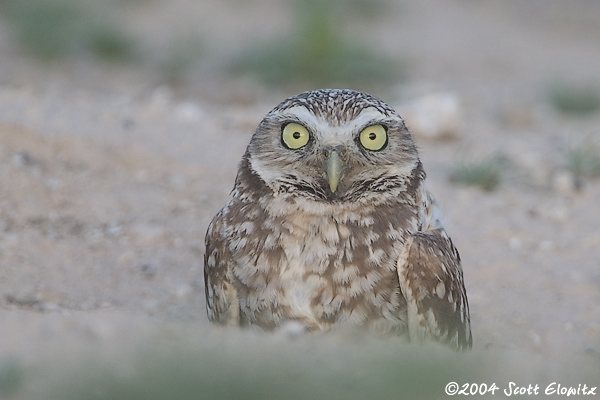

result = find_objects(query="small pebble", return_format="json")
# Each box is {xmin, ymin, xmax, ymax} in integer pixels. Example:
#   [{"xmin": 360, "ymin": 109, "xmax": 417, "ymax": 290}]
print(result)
[
  {"xmin": 396, "ymin": 92, "xmax": 461, "ymax": 140},
  {"xmin": 174, "ymin": 102, "xmax": 204, "ymax": 123},
  {"xmin": 12, "ymin": 151, "xmax": 36, "ymax": 167},
  {"xmin": 552, "ymin": 170, "xmax": 579, "ymax": 195},
  {"xmin": 278, "ymin": 320, "xmax": 306, "ymax": 339},
  {"xmin": 174, "ymin": 284, "xmax": 192, "ymax": 298},
  {"xmin": 140, "ymin": 263, "xmax": 157, "ymax": 279},
  {"xmin": 508, "ymin": 236, "xmax": 522, "ymax": 250}
]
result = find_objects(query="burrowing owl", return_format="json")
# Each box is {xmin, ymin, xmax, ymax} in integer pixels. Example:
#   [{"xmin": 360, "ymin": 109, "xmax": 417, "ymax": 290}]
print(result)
[{"xmin": 204, "ymin": 89, "xmax": 472, "ymax": 350}]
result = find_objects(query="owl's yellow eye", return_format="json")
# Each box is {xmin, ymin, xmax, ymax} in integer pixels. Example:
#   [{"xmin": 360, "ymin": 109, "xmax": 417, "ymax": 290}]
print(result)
[
  {"xmin": 359, "ymin": 125, "xmax": 387, "ymax": 151},
  {"xmin": 282, "ymin": 123, "xmax": 310, "ymax": 149}
]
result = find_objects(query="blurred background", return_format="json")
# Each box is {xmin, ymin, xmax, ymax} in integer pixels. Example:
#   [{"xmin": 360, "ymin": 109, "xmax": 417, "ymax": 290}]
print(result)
[
  {"xmin": 0, "ymin": 0, "xmax": 598, "ymax": 101},
  {"xmin": 0, "ymin": 0, "xmax": 599, "ymax": 398}
]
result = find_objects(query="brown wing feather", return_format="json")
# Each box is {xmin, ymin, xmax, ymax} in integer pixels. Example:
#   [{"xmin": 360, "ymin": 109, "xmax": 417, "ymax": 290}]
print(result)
[
  {"xmin": 397, "ymin": 228, "xmax": 472, "ymax": 350},
  {"xmin": 204, "ymin": 210, "xmax": 240, "ymax": 326}
]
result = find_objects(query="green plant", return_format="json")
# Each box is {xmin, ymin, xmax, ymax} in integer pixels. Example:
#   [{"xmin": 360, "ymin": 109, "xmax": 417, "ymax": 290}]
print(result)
[
  {"xmin": 548, "ymin": 83, "xmax": 600, "ymax": 116},
  {"xmin": 0, "ymin": 359, "xmax": 24, "ymax": 397},
  {"xmin": 566, "ymin": 139, "xmax": 600, "ymax": 180},
  {"xmin": 449, "ymin": 155, "xmax": 507, "ymax": 192},
  {"xmin": 87, "ymin": 26, "xmax": 136, "ymax": 62},
  {"xmin": 230, "ymin": 0, "xmax": 403, "ymax": 89},
  {"xmin": 0, "ymin": 0, "xmax": 136, "ymax": 61}
]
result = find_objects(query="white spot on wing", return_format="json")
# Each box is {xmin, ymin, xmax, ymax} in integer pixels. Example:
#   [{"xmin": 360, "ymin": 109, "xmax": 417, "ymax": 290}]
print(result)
[{"xmin": 435, "ymin": 281, "xmax": 446, "ymax": 299}]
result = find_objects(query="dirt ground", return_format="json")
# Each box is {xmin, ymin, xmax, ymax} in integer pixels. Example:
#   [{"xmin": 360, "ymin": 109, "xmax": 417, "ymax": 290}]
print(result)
[{"xmin": 0, "ymin": 1, "xmax": 599, "ymax": 398}]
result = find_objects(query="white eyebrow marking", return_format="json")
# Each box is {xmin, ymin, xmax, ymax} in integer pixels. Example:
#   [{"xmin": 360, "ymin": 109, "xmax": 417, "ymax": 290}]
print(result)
[{"xmin": 281, "ymin": 106, "xmax": 391, "ymax": 143}]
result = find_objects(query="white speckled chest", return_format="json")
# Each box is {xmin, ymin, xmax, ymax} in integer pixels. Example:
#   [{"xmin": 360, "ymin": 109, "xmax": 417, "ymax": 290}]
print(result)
[{"xmin": 224, "ymin": 194, "xmax": 418, "ymax": 334}]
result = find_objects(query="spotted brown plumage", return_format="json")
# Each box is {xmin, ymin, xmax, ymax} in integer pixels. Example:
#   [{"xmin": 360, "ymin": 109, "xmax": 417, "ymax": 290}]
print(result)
[{"xmin": 204, "ymin": 89, "xmax": 472, "ymax": 350}]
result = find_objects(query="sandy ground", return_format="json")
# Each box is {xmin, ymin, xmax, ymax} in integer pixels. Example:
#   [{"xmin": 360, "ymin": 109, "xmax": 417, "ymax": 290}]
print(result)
[{"xmin": 0, "ymin": 1, "xmax": 599, "ymax": 398}]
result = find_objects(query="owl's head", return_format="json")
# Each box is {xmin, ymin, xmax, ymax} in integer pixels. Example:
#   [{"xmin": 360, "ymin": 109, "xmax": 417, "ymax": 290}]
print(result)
[{"xmin": 242, "ymin": 89, "xmax": 421, "ymax": 203}]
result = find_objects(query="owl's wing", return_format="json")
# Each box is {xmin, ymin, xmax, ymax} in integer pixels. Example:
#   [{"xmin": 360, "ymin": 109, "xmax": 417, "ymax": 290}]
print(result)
[
  {"xmin": 204, "ymin": 210, "xmax": 241, "ymax": 326},
  {"xmin": 396, "ymin": 228, "xmax": 472, "ymax": 350}
]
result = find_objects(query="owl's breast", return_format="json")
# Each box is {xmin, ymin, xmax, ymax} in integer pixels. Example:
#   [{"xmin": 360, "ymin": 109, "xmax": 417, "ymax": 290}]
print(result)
[{"xmin": 227, "ymin": 200, "xmax": 413, "ymax": 332}]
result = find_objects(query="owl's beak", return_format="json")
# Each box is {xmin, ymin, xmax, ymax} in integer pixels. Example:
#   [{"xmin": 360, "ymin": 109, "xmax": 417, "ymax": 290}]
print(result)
[{"xmin": 326, "ymin": 150, "xmax": 343, "ymax": 193}]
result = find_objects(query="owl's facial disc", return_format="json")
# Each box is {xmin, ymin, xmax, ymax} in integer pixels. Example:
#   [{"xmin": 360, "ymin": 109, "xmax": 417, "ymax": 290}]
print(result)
[{"xmin": 247, "ymin": 91, "xmax": 422, "ymax": 202}]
